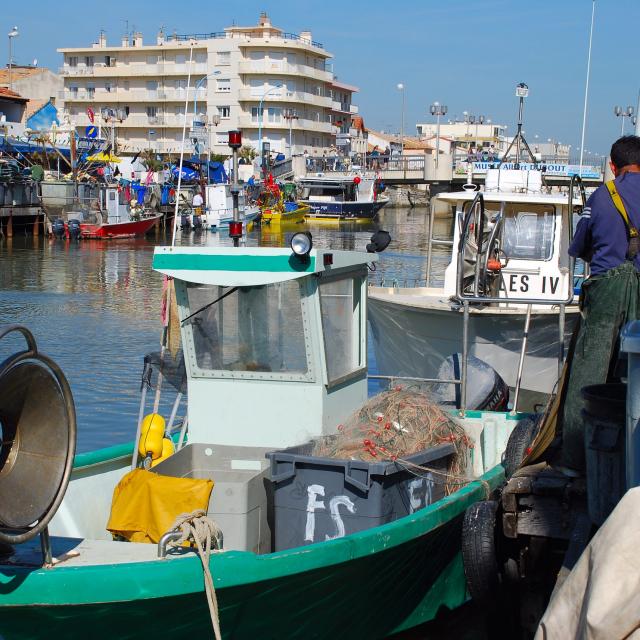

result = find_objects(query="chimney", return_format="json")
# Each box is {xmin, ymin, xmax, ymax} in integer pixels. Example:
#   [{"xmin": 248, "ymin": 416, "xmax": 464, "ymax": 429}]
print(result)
[
  {"xmin": 121, "ymin": 34, "xmax": 129, "ymax": 48},
  {"xmin": 157, "ymin": 29, "xmax": 165, "ymax": 45},
  {"xmin": 98, "ymin": 31, "xmax": 107, "ymax": 48},
  {"xmin": 133, "ymin": 32, "xmax": 143, "ymax": 47},
  {"xmin": 300, "ymin": 30, "xmax": 313, "ymax": 44}
]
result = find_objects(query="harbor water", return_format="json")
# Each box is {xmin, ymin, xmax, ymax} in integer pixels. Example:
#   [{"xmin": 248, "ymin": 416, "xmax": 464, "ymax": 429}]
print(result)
[{"xmin": 0, "ymin": 206, "xmax": 454, "ymax": 453}]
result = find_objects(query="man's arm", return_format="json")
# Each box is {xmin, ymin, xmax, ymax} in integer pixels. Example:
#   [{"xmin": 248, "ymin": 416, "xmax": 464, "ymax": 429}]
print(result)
[{"xmin": 569, "ymin": 196, "xmax": 594, "ymax": 260}]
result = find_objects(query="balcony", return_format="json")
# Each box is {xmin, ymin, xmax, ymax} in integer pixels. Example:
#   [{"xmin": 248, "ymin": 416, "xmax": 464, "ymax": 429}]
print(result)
[
  {"xmin": 237, "ymin": 61, "xmax": 332, "ymax": 82},
  {"xmin": 237, "ymin": 116, "xmax": 334, "ymax": 134},
  {"xmin": 237, "ymin": 88, "xmax": 332, "ymax": 109},
  {"xmin": 59, "ymin": 62, "xmax": 209, "ymax": 78}
]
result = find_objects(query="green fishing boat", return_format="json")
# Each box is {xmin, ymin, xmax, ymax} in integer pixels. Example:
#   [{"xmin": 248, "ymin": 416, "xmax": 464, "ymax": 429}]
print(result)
[{"xmin": 0, "ymin": 237, "xmax": 527, "ymax": 639}]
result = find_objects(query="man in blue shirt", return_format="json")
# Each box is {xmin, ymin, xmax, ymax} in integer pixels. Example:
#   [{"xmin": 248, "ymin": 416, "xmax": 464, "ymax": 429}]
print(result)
[{"xmin": 561, "ymin": 136, "xmax": 640, "ymax": 472}]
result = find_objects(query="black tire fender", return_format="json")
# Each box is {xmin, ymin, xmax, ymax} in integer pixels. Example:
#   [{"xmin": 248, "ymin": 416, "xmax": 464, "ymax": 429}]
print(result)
[
  {"xmin": 503, "ymin": 417, "xmax": 537, "ymax": 479},
  {"xmin": 461, "ymin": 499, "xmax": 499, "ymax": 604}
]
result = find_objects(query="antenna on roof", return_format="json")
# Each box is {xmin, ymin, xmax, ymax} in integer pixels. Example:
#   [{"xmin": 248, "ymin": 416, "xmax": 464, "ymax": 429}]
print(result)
[{"xmin": 499, "ymin": 82, "xmax": 538, "ymax": 168}]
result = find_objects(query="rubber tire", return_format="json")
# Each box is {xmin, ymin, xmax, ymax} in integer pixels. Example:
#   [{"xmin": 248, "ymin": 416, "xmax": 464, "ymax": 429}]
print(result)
[
  {"xmin": 503, "ymin": 417, "xmax": 537, "ymax": 479},
  {"xmin": 461, "ymin": 500, "xmax": 500, "ymax": 605}
]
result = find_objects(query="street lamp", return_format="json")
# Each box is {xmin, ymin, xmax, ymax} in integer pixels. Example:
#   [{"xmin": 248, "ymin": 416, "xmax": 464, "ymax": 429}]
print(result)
[
  {"xmin": 193, "ymin": 70, "xmax": 221, "ymax": 120},
  {"xmin": 429, "ymin": 101, "xmax": 448, "ymax": 169},
  {"xmin": 8, "ymin": 26, "xmax": 19, "ymax": 91},
  {"xmin": 614, "ymin": 105, "xmax": 634, "ymax": 136},
  {"xmin": 397, "ymin": 83, "xmax": 405, "ymax": 156},
  {"xmin": 283, "ymin": 108, "xmax": 299, "ymax": 158},
  {"xmin": 258, "ymin": 83, "xmax": 282, "ymax": 157}
]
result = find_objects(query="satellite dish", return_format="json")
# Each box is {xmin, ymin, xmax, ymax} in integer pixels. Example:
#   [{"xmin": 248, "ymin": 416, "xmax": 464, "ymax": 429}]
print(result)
[{"xmin": 32, "ymin": 58, "xmax": 38, "ymax": 67}]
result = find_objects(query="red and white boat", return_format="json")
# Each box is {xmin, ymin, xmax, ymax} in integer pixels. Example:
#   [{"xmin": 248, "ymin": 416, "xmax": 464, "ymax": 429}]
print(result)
[{"xmin": 79, "ymin": 214, "xmax": 162, "ymax": 239}]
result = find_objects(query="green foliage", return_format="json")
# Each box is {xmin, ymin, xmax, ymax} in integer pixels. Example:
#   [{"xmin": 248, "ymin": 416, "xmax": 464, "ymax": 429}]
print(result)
[{"xmin": 239, "ymin": 145, "xmax": 258, "ymax": 162}]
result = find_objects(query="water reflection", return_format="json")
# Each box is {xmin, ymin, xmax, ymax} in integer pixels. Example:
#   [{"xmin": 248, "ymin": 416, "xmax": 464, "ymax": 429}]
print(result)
[{"xmin": 0, "ymin": 206, "xmax": 454, "ymax": 452}]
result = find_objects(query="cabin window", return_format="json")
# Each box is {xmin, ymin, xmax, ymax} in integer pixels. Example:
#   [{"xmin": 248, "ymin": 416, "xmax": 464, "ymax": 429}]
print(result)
[
  {"xmin": 502, "ymin": 204, "xmax": 555, "ymax": 261},
  {"xmin": 186, "ymin": 281, "xmax": 309, "ymax": 377},
  {"xmin": 319, "ymin": 275, "xmax": 364, "ymax": 385}
]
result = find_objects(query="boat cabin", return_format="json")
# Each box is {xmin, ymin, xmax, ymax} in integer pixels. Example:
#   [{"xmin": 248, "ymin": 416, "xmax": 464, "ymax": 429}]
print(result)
[
  {"xmin": 438, "ymin": 169, "xmax": 582, "ymax": 305},
  {"xmin": 152, "ymin": 245, "xmax": 373, "ymax": 448},
  {"xmin": 298, "ymin": 176, "xmax": 378, "ymax": 204}
]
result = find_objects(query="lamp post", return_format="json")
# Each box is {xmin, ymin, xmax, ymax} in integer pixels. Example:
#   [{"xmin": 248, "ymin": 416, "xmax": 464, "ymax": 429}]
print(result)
[
  {"xmin": 614, "ymin": 105, "xmax": 634, "ymax": 136},
  {"xmin": 283, "ymin": 108, "xmax": 299, "ymax": 157},
  {"xmin": 193, "ymin": 70, "xmax": 221, "ymax": 120},
  {"xmin": 258, "ymin": 83, "xmax": 282, "ymax": 157},
  {"xmin": 397, "ymin": 83, "xmax": 405, "ymax": 157},
  {"xmin": 429, "ymin": 101, "xmax": 448, "ymax": 169},
  {"xmin": 8, "ymin": 26, "xmax": 18, "ymax": 91}
]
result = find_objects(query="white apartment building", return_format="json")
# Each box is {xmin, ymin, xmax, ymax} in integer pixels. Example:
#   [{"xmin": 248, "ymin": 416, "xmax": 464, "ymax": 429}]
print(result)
[
  {"xmin": 416, "ymin": 121, "xmax": 508, "ymax": 154},
  {"xmin": 58, "ymin": 13, "xmax": 358, "ymax": 156}
]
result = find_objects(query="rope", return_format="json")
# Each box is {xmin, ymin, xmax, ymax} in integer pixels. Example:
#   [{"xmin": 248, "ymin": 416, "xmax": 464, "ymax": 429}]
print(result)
[{"xmin": 166, "ymin": 510, "xmax": 223, "ymax": 640}]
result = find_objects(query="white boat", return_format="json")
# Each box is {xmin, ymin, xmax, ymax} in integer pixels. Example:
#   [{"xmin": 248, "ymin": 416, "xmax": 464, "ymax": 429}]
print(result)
[
  {"xmin": 298, "ymin": 174, "xmax": 389, "ymax": 220},
  {"xmin": 180, "ymin": 183, "xmax": 260, "ymax": 232},
  {"xmin": 369, "ymin": 167, "xmax": 585, "ymax": 400}
]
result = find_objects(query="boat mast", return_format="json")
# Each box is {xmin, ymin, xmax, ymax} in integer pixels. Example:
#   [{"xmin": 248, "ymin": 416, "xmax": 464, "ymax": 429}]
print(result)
[{"xmin": 499, "ymin": 82, "xmax": 538, "ymax": 168}]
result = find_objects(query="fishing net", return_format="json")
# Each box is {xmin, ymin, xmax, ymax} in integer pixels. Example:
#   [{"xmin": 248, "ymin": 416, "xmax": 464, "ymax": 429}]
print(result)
[{"xmin": 312, "ymin": 384, "xmax": 473, "ymax": 492}]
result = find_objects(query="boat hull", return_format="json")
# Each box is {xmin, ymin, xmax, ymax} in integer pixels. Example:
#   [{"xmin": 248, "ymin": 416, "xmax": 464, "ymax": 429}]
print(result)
[
  {"xmin": 81, "ymin": 215, "xmax": 162, "ymax": 239},
  {"xmin": 368, "ymin": 289, "xmax": 578, "ymax": 396},
  {"xmin": 0, "ymin": 439, "xmax": 506, "ymax": 639},
  {"xmin": 303, "ymin": 198, "xmax": 388, "ymax": 220}
]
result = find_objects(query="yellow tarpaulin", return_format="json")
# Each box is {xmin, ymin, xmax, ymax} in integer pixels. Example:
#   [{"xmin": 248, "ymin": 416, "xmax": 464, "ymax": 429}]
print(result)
[
  {"xmin": 107, "ymin": 468, "xmax": 213, "ymax": 544},
  {"xmin": 86, "ymin": 151, "xmax": 121, "ymax": 163}
]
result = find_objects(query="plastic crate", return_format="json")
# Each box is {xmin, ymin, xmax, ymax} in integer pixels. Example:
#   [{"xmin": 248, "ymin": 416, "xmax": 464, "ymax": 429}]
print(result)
[{"xmin": 266, "ymin": 440, "xmax": 455, "ymax": 551}]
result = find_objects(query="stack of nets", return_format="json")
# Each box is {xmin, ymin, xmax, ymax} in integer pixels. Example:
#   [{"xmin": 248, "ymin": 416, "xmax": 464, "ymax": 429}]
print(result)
[{"xmin": 312, "ymin": 385, "xmax": 473, "ymax": 491}]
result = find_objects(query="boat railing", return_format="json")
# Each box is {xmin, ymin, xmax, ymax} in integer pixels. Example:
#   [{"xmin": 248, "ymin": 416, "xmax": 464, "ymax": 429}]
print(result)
[{"xmin": 411, "ymin": 183, "xmax": 582, "ymax": 414}]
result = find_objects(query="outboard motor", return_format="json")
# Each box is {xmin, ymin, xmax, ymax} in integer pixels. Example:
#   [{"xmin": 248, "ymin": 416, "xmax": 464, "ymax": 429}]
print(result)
[
  {"xmin": 51, "ymin": 218, "xmax": 66, "ymax": 239},
  {"xmin": 180, "ymin": 213, "xmax": 192, "ymax": 232},
  {"xmin": 67, "ymin": 219, "xmax": 82, "ymax": 240},
  {"xmin": 429, "ymin": 353, "xmax": 509, "ymax": 411}
]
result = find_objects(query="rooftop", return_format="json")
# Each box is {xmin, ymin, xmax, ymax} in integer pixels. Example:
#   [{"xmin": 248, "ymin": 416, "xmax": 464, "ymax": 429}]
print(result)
[
  {"xmin": 0, "ymin": 87, "xmax": 27, "ymax": 103},
  {"xmin": 0, "ymin": 66, "xmax": 48, "ymax": 86}
]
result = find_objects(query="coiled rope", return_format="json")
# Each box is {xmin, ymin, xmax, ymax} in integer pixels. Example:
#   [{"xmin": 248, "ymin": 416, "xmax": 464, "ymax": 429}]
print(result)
[{"xmin": 167, "ymin": 510, "xmax": 223, "ymax": 640}]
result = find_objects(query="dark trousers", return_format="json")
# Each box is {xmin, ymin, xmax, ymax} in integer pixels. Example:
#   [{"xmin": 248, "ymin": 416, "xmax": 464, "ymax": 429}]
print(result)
[{"xmin": 560, "ymin": 261, "xmax": 640, "ymax": 470}]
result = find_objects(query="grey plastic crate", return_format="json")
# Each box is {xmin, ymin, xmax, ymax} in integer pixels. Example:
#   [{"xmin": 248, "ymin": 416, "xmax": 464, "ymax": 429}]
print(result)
[
  {"xmin": 266, "ymin": 439, "xmax": 455, "ymax": 551},
  {"xmin": 153, "ymin": 443, "xmax": 273, "ymax": 554}
]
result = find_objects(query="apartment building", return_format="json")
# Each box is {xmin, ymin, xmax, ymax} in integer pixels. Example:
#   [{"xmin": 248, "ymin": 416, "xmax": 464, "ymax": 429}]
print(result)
[
  {"xmin": 416, "ymin": 120, "xmax": 508, "ymax": 154},
  {"xmin": 58, "ymin": 13, "xmax": 358, "ymax": 156}
]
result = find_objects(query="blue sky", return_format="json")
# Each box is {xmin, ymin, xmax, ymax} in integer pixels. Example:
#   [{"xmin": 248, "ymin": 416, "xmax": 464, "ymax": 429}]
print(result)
[{"xmin": 4, "ymin": 0, "xmax": 637, "ymax": 156}]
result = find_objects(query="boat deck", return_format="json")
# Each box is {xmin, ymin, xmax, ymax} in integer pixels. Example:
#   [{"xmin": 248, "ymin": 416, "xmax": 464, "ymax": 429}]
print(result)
[
  {"xmin": 368, "ymin": 286, "xmax": 579, "ymax": 315},
  {"xmin": 2, "ymin": 535, "xmax": 198, "ymax": 569}
]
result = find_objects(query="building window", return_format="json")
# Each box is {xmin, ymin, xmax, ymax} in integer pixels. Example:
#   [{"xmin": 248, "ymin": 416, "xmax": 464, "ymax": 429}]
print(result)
[
  {"xmin": 195, "ymin": 52, "xmax": 207, "ymax": 64},
  {"xmin": 123, "ymin": 80, "xmax": 130, "ymax": 91},
  {"xmin": 85, "ymin": 56, "xmax": 94, "ymax": 68},
  {"xmin": 218, "ymin": 106, "xmax": 231, "ymax": 119},
  {"xmin": 105, "ymin": 82, "xmax": 112, "ymax": 93},
  {"xmin": 147, "ymin": 55, "xmax": 158, "ymax": 65},
  {"xmin": 175, "ymin": 54, "xmax": 186, "ymax": 65},
  {"xmin": 251, "ymin": 107, "xmax": 264, "ymax": 123},
  {"xmin": 216, "ymin": 78, "xmax": 231, "ymax": 93},
  {"xmin": 268, "ymin": 107, "xmax": 281, "ymax": 123},
  {"xmin": 86, "ymin": 85, "xmax": 95, "ymax": 99},
  {"xmin": 105, "ymin": 56, "xmax": 115, "ymax": 67},
  {"xmin": 217, "ymin": 51, "xmax": 231, "ymax": 65},
  {"xmin": 70, "ymin": 85, "xmax": 78, "ymax": 98},
  {"xmin": 146, "ymin": 106, "xmax": 158, "ymax": 118},
  {"xmin": 68, "ymin": 56, "xmax": 78, "ymax": 68},
  {"xmin": 175, "ymin": 79, "xmax": 187, "ymax": 92},
  {"xmin": 175, "ymin": 105, "xmax": 186, "ymax": 115}
]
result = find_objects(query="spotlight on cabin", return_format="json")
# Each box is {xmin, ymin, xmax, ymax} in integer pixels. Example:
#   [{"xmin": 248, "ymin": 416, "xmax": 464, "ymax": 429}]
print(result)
[
  {"xmin": 366, "ymin": 230, "xmax": 391, "ymax": 253},
  {"xmin": 290, "ymin": 231, "xmax": 313, "ymax": 257}
]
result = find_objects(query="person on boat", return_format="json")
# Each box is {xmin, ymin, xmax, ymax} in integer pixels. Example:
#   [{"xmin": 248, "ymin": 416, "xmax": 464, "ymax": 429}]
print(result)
[
  {"xmin": 192, "ymin": 190, "xmax": 204, "ymax": 217},
  {"xmin": 560, "ymin": 135, "xmax": 640, "ymax": 472}
]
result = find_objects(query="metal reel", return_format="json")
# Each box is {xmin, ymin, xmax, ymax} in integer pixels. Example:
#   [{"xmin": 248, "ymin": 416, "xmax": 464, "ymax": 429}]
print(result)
[{"xmin": 0, "ymin": 325, "xmax": 76, "ymax": 549}]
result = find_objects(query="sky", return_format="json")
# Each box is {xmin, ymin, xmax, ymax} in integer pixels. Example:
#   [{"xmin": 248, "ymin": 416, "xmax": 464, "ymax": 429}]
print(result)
[{"xmin": 3, "ymin": 0, "xmax": 638, "ymax": 157}]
